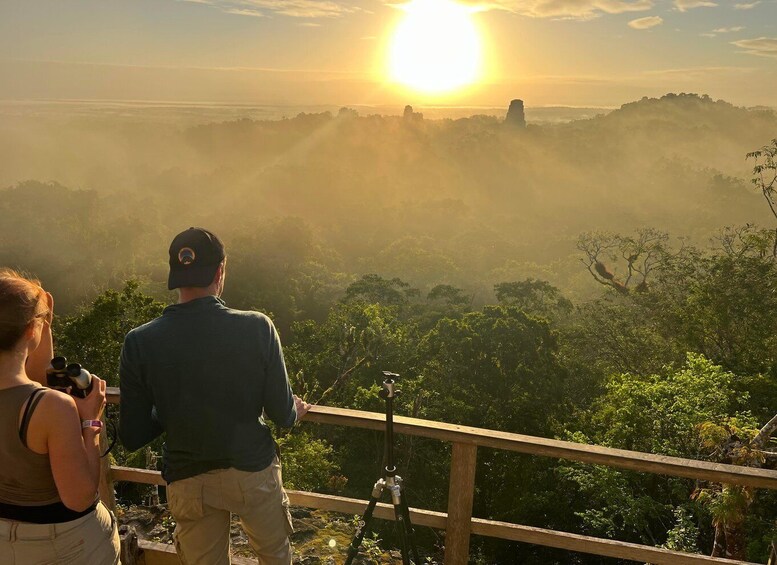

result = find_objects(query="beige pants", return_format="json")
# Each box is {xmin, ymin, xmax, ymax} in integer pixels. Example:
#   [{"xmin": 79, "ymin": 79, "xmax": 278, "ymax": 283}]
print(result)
[
  {"xmin": 0, "ymin": 501, "xmax": 120, "ymax": 565},
  {"xmin": 167, "ymin": 458, "xmax": 293, "ymax": 565}
]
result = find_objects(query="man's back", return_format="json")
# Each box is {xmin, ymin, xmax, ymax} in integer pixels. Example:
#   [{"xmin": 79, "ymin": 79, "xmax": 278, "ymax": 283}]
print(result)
[
  {"xmin": 119, "ymin": 227, "xmax": 307, "ymax": 565},
  {"xmin": 119, "ymin": 295, "xmax": 296, "ymax": 483}
]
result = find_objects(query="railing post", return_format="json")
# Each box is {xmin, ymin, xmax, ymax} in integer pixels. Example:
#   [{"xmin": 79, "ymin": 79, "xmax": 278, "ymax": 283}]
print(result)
[
  {"xmin": 445, "ymin": 442, "xmax": 478, "ymax": 565},
  {"xmin": 99, "ymin": 416, "xmax": 117, "ymax": 512}
]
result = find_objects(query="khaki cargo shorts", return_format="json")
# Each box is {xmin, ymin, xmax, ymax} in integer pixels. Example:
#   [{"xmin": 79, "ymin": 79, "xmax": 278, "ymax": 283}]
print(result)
[
  {"xmin": 167, "ymin": 457, "xmax": 293, "ymax": 565},
  {"xmin": 0, "ymin": 501, "xmax": 120, "ymax": 565}
]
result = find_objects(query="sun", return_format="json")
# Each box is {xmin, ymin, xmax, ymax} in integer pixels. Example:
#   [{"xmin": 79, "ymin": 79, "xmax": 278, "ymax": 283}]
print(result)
[{"xmin": 387, "ymin": 0, "xmax": 483, "ymax": 95}]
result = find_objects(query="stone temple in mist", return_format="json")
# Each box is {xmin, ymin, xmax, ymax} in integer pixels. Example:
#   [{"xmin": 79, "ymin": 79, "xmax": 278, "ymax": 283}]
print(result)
[{"xmin": 505, "ymin": 99, "xmax": 526, "ymax": 128}]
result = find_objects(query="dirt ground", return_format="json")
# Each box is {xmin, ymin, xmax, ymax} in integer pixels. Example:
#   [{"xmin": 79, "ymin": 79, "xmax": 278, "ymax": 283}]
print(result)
[{"xmin": 118, "ymin": 504, "xmax": 413, "ymax": 564}]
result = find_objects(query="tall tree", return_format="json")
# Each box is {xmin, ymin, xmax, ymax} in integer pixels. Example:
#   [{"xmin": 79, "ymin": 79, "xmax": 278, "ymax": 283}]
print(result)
[{"xmin": 747, "ymin": 139, "xmax": 777, "ymax": 257}]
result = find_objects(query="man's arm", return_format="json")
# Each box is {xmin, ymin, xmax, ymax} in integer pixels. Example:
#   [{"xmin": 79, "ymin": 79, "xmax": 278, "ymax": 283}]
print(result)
[
  {"xmin": 119, "ymin": 332, "xmax": 163, "ymax": 451},
  {"xmin": 262, "ymin": 317, "xmax": 301, "ymax": 427}
]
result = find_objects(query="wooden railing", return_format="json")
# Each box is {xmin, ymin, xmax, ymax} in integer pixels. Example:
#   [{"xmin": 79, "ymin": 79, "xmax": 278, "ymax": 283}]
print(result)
[{"xmin": 104, "ymin": 388, "xmax": 777, "ymax": 565}]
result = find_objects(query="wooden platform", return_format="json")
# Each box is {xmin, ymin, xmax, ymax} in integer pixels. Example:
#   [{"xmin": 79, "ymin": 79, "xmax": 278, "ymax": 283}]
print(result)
[{"xmin": 105, "ymin": 388, "xmax": 776, "ymax": 565}]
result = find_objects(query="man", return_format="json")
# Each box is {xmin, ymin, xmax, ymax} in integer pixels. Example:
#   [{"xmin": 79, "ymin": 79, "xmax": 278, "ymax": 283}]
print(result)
[{"xmin": 119, "ymin": 227, "xmax": 310, "ymax": 565}]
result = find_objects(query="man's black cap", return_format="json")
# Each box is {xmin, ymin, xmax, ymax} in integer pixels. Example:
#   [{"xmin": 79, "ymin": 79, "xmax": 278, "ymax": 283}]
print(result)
[{"xmin": 168, "ymin": 227, "xmax": 226, "ymax": 290}]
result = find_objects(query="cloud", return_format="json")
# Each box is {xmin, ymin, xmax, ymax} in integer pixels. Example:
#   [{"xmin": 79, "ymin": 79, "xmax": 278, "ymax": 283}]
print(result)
[
  {"xmin": 674, "ymin": 0, "xmax": 717, "ymax": 11},
  {"xmin": 298, "ymin": 21, "xmax": 322, "ymax": 26},
  {"xmin": 480, "ymin": 0, "xmax": 654, "ymax": 20},
  {"xmin": 628, "ymin": 15, "xmax": 663, "ymax": 28},
  {"xmin": 181, "ymin": 0, "xmax": 360, "ymax": 18},
  {"xmin": 732, "ymin": 37, "xmax": 777, "ymax": 58},
  {"xmin": 733, "ymin": 1, "xmax": 759, "ymax": 8},
  {"xmin": 641, "ymin": 65, "xmax": 756, "ymax": 78},
  {"xmin": 199, "ymin": 0, "xmax": 656, "ymax": 21},
  {"xmin": 712, "ymin": 26, "xmax": 744, "ymax": 33},
  {"xmin": 224, "ymin": 7, "xmax": 265, "ymax": 16},
  {"xmin": 703, "ymin": 25, "xmax": 745, "ymax": 36}
]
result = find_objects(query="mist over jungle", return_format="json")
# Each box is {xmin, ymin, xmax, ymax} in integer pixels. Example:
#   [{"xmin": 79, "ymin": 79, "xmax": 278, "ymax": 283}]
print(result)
[
  {"xmin": 1, "ymin": 93, "xmax": 774, "ymax": 320},
  {"xmin": 3, "ymin": 92, "xmax": 777, "ymax": 563}
]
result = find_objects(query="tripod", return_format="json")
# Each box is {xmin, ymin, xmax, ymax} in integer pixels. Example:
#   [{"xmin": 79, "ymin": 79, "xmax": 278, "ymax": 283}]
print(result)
[{"xmin": 345, "ymin": 372, "xmax": 420, "ymax": 565}]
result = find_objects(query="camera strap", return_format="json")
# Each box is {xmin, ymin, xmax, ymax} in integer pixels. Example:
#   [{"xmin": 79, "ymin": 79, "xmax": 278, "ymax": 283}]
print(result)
[
  {"xmin": 18, "ymin": 388, "xmax": 47, "ymax": 448},
  {"xmin": 101, "ymin": 418, "xmax": 118, "ymax": 458}
]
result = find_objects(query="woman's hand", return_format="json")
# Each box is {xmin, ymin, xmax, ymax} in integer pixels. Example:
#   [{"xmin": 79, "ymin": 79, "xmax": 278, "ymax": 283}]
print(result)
[
  {"xmin": 25, "ymin": 291, "xmax": 55, "ymax": 385},
  {"xmin": 43, "ymin": 291, "xmax": 54, "ymax": 325},
  {"xmin": 74, "ymin": 375, "xmax": 106, "ymax": 422}
]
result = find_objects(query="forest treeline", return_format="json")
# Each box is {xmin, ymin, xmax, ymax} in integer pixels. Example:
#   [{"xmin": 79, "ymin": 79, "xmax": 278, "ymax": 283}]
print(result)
[
  {"xmin": 2, "ymin": 93, "xmax": 777, "ymax": 563},
  {"xmin": 1, "ymin": 93, "xmax": 775, "ymax": 321}
]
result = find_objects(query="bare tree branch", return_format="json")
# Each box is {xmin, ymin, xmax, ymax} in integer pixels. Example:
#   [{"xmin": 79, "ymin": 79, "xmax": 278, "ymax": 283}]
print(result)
[{"xmin": 753, "ymin": 411, "xmax": 777, "ymax": 451}]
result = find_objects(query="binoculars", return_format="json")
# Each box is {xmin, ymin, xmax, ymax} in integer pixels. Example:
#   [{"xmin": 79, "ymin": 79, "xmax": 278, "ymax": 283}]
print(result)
[{"xmin": 46, "ymin": 356, "xmax": 94, "ymax": 398}]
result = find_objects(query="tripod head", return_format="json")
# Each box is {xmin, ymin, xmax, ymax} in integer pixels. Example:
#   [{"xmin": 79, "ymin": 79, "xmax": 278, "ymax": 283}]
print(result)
[{"xmin": 381, "ymin": 371, "xmax": 401, "ymax": 399}]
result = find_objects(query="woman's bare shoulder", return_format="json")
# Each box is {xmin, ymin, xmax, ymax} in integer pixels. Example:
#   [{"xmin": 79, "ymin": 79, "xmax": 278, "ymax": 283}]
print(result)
[{"xmin": 36, "ymin": 388, "xmax": 78, "ymax": 420}]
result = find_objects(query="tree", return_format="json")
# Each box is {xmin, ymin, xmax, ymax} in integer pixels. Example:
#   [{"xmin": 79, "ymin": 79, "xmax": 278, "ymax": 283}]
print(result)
[
  {"xmin": 494, "ymin": 279, "xmax": 572, "ymax": 318},
  {"xmin": 275, "ymin": 430, "xmax": 343, "ymax": 492},
  {"xmin": 575, "ymin": 229, "xmax": 777, "ymax": 417},
  {"xmin": 427, "ymin": 283, "xmax": 470, "ymax": 306},
  {"xmin": 578, "ymin": 229, "xmax": 670, "ymax": 295},
  {"xmin": 411, "ymin": 284, "xmax": 473, "ymax": 331},
  {"xmin": 693, "ymin": 412, "xmax": 777, "ymax": 560},
  {"xmin": 225, "ymin": 219, "xmax": 344, "ymax": 334},
  {"xmin": 562, "ymin": 295, "xmax": 679, "ymax": 378},
  {"xmin": 285, "ymin": 301, "xmax": 417, "ymax": 407},
  {"xmin": 559, "ymin": 354, "xmax": 754, "ymax": 547},
  {"xmin": 418, "ymin": 304, "xmax": 565, "ymax": 433},
  {"xmin": 416, "ymin": 305, "xmax": 569, "ymax": 562},
  {"xmin": 344, "ymin": 274, "xmax": 419, "ymax": 306},
  {"xmin": 746, "ymin": 139, "xmax": 777, "ymax": 256},
  {"xmin": 55, "ymin": 280, "xmax": 165, "ymax": 385},
  {"xmin": 52, "ymin": 281, "xmax": 167, "ymax": 503},
  {"xmin": 592, "ymin": 354, "xmax": 749, "ymax": 457}
]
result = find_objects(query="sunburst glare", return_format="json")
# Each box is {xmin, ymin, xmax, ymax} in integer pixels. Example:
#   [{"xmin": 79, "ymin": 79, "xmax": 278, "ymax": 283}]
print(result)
[{"xmin": 387, "ymin": 0, "xmax": 483, "ymax": 94}]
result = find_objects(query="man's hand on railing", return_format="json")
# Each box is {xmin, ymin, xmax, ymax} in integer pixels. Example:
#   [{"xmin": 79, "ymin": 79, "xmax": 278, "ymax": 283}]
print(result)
[{"xmin": 294, "ymin": 395, "xmax": 312, "ymax": 420}]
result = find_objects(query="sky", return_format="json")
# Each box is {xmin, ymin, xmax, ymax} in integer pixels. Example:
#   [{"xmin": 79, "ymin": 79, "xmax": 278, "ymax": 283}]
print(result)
[{"xmin": 1, "ymin": 0, "xmax": 776, "ymax": 108}]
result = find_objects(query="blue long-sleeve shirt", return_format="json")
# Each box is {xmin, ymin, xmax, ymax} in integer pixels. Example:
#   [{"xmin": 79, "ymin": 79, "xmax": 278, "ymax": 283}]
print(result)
[{"xmin": 119, "ymin": 296, "xmax": 297, "ymax": 482}]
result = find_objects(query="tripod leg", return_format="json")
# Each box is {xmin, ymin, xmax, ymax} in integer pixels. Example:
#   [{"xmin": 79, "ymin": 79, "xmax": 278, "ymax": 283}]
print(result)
[
  {"xmin": 345, "ymin": 480, "xmax": 385, "ymax": 565},
  {"xmin": 387, "ymin": 477, "xmax": 414, "ymax": 565},
  {"xmin": 393, "ymin": 502, "xmax": 411, "ymax": 565},
  {"xmin": 399, "ymin": 493, "xmax": 421, "ymax": 565}
]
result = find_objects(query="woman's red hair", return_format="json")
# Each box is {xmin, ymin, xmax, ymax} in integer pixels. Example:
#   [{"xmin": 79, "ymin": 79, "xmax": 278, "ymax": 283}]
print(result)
[{"xmin": 0, "ymin": 269, "xmax": 47, "ymax": 351}]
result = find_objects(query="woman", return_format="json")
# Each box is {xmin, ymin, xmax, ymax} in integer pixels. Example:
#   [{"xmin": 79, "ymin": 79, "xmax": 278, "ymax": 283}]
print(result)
[{"xmin": 0, "ymin": 269, "xmax": 120, "ymax": 564}]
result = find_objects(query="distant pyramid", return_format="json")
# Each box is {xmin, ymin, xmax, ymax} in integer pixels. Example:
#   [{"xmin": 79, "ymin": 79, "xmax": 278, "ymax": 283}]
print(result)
[
  {"xmin": 403, "ymin": 105, "xmax": 423, "ymax": 121},
  {"xmin": 505, "ymin": 99, "xmax": 526, "ymax": 128}
]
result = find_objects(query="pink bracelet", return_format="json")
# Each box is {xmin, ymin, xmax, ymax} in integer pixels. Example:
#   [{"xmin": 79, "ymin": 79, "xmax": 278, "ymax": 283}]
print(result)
[{"xmin": 81, "ymin": 419, "xmax": 103, "ymax": 430}]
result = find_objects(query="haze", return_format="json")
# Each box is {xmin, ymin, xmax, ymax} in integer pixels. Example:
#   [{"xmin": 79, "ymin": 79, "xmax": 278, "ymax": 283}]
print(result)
[
  {"xmin": 1, "ymin": 93, "xmax": 774, "ymax": 323},
  {"xmin": 2, "ymin": 0, "xmax": 777, "ymax": 107},
  {"xmin": 4, "ymin": 3, "xmax": 777, "ymax": 562}
]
